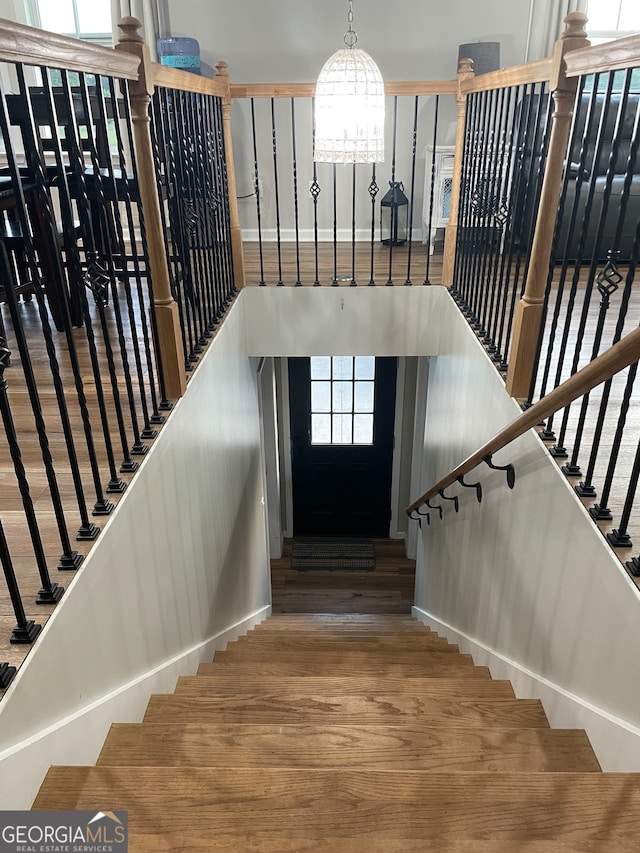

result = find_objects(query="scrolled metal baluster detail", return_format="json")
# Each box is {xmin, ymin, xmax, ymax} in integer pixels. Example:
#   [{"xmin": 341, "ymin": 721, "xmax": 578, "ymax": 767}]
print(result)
[{"xmin": 368, "ymin": 167, "xmax": 379, "ymax": 285}]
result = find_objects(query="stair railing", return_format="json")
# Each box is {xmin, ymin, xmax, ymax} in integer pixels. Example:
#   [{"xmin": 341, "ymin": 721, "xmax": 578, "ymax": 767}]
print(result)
[{"xmin": 406, "ymin": 324, "xmax": 640, "ymax": 570}]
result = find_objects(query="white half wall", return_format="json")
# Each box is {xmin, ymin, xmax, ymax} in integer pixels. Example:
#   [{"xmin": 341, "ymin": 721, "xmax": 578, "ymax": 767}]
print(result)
[
  {"xmin": 412, "ymin": 294, "xmax": 640, "ymax": 771},
  {"xmin": 0, "ymin": 299, "xmax": 272, "ymax": 807},
  {"xmin": 242, "ymin": 285, "xmax": 446, "ymax": 356}
]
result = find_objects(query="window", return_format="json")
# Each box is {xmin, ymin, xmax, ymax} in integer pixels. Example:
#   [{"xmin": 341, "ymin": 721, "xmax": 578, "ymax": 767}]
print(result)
[
  {"xmin": 25, "ymin": 0, "xmax": 112, "ymax": 44},
  {"xmin": 310, "ymin": 356, "xmax": 376, "ymax": 446},
  {"xmin": 587, "ymin": 0, "xmax": 640, "ymax": 40}
]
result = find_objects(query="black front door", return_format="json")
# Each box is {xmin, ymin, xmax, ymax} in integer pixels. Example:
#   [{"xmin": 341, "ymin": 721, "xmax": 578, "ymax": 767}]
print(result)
[{"xmin": 289, "ymin": 356, "xmax": 397, "ymax": 537}]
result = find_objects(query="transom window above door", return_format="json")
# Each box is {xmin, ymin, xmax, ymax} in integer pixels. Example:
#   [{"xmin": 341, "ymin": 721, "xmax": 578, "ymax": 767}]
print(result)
[{"xmin": 310, "ymin": 356, "xmax": 375, "ymax": 445}]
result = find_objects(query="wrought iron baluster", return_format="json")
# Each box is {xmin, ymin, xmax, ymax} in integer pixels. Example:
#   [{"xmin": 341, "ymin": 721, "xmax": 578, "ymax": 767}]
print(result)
[
  {"xmin": 213, "ymin": 96, "xmax": 236, "ymax": 306},
  {"xmin": 502, "ymin": 82, "xmax": 553, "ymax": 373},
  {"xmin": 387, "ymin": 96, "xmax": 399, "ymax": 286},
  {"xmin": 0, "ymin": 507, "xmax": 41, "ymax": 645},
  {"xmin": 332, "ymin": 164, "xmax": 338, "ymax": 285},
  {"xmin": 351, "ymin": 163, "xmax": 357, "ymax": 286},
  {"xmin": 0, "ymin": 239, "xmax": 82, "ymax": 571},
  {"xmin": 453, "ymin": 92, "xmax": 475, "ymax": 308},
  {"xmin": 73, "ymin": 71, "xmax": 148, "ymax": 459},
  {"xmin": 405, "ymin": 95, "xmax": 420, "ymax": 286},
  {"xmin": 114, "ymin": 78, "xmax": 167, "ymax": 421},
  {"xmin": 11, "ymin": 66, "xmax": 102, "ymax": 534},
  {"xmin": 190, "ymin": 92, "xmax": 216, "ymax": 333},
  {"xmin": 368, "ymin": 164, "xmax": 378, "ymax": 286},
  {"xmin": 291, "ymin": 98, "xmax": 302, "ymax": 286},
  {"xmin": 270, "ymin": 98, "xmax": 283, "ymax": 286},
  {"xmin": 0, "ymin": 336, "xmax": 63, "ymax": 605},
  {"xmin": 310, "ymin": 97, "xmax": 321, "ymax": 287},
  {"xmin": 90, "ymin": 74, "xmax": 158, "ymax": 442},
  {"xmin": 250, "ymin": 98, "xmax": 265, "ymax": 286},
  {"xmin": 423, "ymin": 95, "xmax": 438, "ymax": 286},
  {"xmin": 202, "ymin": 94, "xmax": 225, "ymax": 322}
]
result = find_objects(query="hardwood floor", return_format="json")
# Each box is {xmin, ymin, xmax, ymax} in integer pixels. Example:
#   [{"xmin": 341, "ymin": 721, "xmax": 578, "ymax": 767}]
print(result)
[{"xmin": 270, "ymin": 538, "xmax": 416, "ymax": 615}]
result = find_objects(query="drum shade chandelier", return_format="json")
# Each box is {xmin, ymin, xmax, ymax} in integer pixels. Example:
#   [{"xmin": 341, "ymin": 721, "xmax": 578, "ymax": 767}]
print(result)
[{"xmin": 314, "ymin": 0, "xmax": 385, "ymax": 164}]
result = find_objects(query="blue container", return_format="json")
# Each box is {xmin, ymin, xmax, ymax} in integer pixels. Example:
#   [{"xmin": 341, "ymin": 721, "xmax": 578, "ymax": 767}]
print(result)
[{"xmin": 157, "ymin": 37, "xmax": 201, "ymax": 75}]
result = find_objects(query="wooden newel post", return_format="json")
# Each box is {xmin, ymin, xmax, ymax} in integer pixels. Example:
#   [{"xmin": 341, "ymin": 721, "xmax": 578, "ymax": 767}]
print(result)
[
  {"xmin": 505, "ymin": 12, "xmax": 589, "ymax": 398},
  {"xmin": 116, "ymin": 16, "xmax": 186, "ymax": 400},
  {"xmin": 215, "ymin": 61, "xmax": 245, "ymax": 290},
  {"xmin": 442, "ymin": 57, "xmax": 475, "ymax": 286}
]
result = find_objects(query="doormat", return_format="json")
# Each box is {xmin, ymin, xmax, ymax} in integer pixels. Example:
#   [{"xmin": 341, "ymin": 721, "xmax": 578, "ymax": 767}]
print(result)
[{"xmin": 291, "ymin": 537, "xmax": 375, "ymax": 571}]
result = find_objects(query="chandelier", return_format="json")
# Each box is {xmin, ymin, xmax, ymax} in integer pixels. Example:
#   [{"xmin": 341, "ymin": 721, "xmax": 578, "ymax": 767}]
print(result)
[{"xmin": 314, "ymin": 0, "xmax": 385, "ymax": 164}]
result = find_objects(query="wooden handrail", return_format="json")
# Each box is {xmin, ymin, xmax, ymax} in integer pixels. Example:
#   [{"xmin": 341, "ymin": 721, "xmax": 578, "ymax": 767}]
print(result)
[
  {"xmin": 151, "ymin": 63, "xmax": 228, "ymax": 97},
  {"xmin": 460, "ymin": 57, "xmax": 553, "ymax": 93},
  {"xmin": 564, "ymin": 32, "xmax": 640, "ymax": 78},
  {"xmin": 0, "ymin": 17, "xmax": 140, "ymax": 79},
  {"xmin": 406, "ymin": 325, "xmax": 640, "ymax": 516},
  {"xmin": 230, "ymin": 80, "xmax": 458, "ymax": 100}
]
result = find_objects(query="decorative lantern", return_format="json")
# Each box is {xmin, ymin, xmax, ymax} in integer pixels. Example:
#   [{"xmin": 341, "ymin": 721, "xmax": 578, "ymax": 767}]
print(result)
[{"xmin": 380, "ymin": 181, "xmax": 409, "ymax": 246}]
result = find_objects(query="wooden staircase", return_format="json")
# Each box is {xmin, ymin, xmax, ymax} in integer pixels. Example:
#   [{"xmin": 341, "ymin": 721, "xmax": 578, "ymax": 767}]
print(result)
[{"xmin": 32, "ymin": 612, "xmax": 640, "ymax": 850}]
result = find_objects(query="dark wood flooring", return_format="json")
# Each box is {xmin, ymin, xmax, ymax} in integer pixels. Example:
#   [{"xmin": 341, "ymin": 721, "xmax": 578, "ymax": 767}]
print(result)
[{"xmin": 271, "ymin": 539, "xmax": 416, "ymax": 615}]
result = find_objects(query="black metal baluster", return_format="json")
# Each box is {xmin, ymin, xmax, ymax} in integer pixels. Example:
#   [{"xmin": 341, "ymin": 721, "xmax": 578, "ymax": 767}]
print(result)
[
  {"xmin": 190, "ymin": 92, "xmax": 216, "ymax": 332},
  {"xmin": 502, "ymin": 83, "xmax": 553, "ymax": 373},
  {"xmin": 423, "ymin": 95, "xmax": 439, "ymax": 286},
  {"xmin": 405, "ymin": 95, "xmax": 420, "ymax": 286},
  {"xmin": 310, "ymin": 97, "xmax": 321, "ymax": 287},
  {"xmin": 464, "ymin": 93, "xmax": 487, "ymax": 320},
  {"xmin": 161, "ymin": 88, "xmax": 196, "ymax": 367},
  {"xmin": 180, "ymin": 90, "xmax": 207, "ymax": 348},
  {"xmin": 0, "ymin": 336, "xmax": 63, "ymax": 605},
  {"xmin": 368, "ymin": 163, "xmax": 378, "ymax": 286},
  {"xmin": 290, "ymin": 98, "xmax": 302, "ymax": 286},
  {"xmin": 351, "ymin": 164, "xmax": 357, "ymax": 286},
  {"xmin": 494, "ymin": 82, "xmax": 536, "ymax": 362},
  {"xmin": 546, "ymin": 74, "xmax": 615, "ymax": 450},
  {"xmin": 250, "ymin": 99, "xmax": 265, "ymax": 286},
  {"xmin": 453, "ymin": 93, "xmax": 475, "ymax": 307},
  {"xmin": 11, "ymin": 67, "xmax": 102, "ymax": 535},
  {"xmin": 0, "ymin": 505, "xmax": 41, "ymax": 645},
  {"xmin": 476, "ymin": 88, "xmax": 501, "ymax": 336},
  {"xmin": 387, "ymin": 96, "xmax": 399, "ymax": 286},
  {"xmin": 488, "ymin": 84, "xmax": 520, "ymax": 356},
  {"xmin": 202, "ymin": 94, "xmax": 225, "ymax": 322},
  {"xmin": 558, "ymin": 72, "xmax": 637, "ymax": 471},
  {"xmin": 113, "ymin": 78, "xmax": 167, "ymax": 422},
  {"xmin": 175, "ymin": 90, "xmax": 202, "ymax": 356},
  {"xmin": 606, "ymin": 420, "xmax": 640, "ymax": 550},
  {"xmin": 270, "ymin": 98, "xmax": 283, "ymax": 286},
  {"xmin": 332, "ymin": 164, "xmax": 338, "ymax": 285},
  {"xmin": 213, "ymin": 96, "xmax": 236, "ymax": 305},
  {"xmin": 72, "ymin": 71, "xmax": 149, "ymax": 460},
  {"xmin": 481, "ymin": 86, "xmax": 509, "ymax": 345},
  {"xmin": 90, "ymin": 74, "xmax": 158, "ymax": 443},
  {"xmin": 0, "ymin": 240, "xmax": 82, "ymax": 572}
]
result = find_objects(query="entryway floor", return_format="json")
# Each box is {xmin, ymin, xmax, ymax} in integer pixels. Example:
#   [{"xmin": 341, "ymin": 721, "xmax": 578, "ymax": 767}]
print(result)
[{"xmin": 270, "ymin": 538, "xmax": 416, "ymax": 614}]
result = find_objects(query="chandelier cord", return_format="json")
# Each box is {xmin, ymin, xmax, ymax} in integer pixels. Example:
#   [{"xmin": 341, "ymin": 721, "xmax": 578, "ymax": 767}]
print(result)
[{"xmin": 344, "ymin": 0, "xmax": 358, "ymax": 47}]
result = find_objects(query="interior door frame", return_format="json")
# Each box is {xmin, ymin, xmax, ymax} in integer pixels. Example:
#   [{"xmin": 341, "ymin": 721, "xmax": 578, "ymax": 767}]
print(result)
[{"xmin": 274, "ymin": 356, "xmax": 410, "ymax": 541}]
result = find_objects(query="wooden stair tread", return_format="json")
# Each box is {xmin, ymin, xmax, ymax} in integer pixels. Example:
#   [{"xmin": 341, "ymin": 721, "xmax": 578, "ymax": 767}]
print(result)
[
  {"xmin": 198, "ymin": 658, "xmax": 490, "ymax": 677},
  {"xmin": 97, "ymin": 722, "xmax": 600, "ymax": 771},
  {"xmin": 174, "ymin": 675, "xmax": 516, "ymax": 698},
  {"xmin": 256, "ymin": 614, "xmax": 424, "ymax": 625},
  {"xmin": 33, "ymin": 769, "xmax": 640, "ymax": 840},
  {"xmin": 227, "ymin": 635, "xmax": 457, "ymax": 651},
  {"xmin": 143, "ymin": 694, "xmax": 550, "ymax": 727},
  {"xmin": 118, "ymin": 837, "xmax": 640, "ymax": 853}
]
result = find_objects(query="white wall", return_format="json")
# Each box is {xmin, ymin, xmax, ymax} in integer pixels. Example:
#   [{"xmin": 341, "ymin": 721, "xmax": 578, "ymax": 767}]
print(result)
[
  {"xmin": 413, "ymin": 295, "xmax": 640, "ymax": 771},
  {"xmin": 0, "ymin": 299, "xmax": 271, "ymax": 808}
]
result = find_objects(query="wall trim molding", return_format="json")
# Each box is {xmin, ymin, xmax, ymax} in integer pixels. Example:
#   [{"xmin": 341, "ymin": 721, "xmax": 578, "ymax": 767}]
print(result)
[
  {"xmin": 241, "ymin": 227, "xmax": 425, "ymax": 243},
  {"xmin": 412, "ymin": 605, "xmax": 640, "ymax": 772}
]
